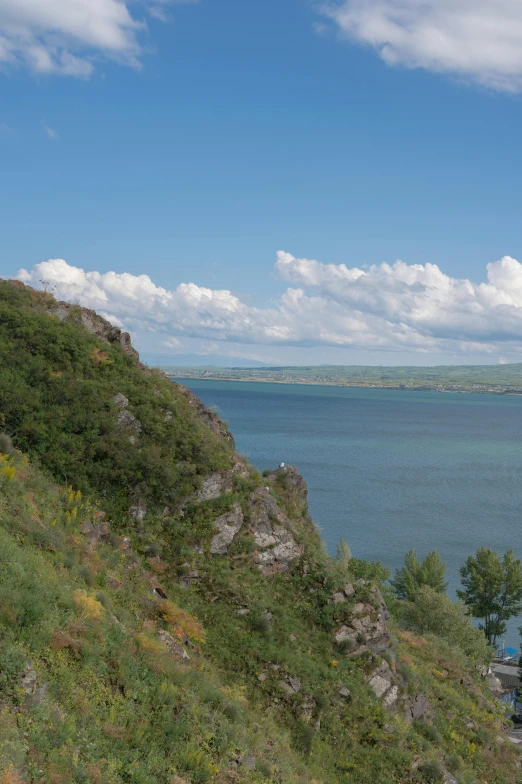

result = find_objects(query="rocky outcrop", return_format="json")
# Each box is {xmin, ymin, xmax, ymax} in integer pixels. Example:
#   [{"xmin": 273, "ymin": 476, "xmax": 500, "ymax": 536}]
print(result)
[
  {"xmin": 195, "ymin": 461, "xmax": 249, "ymax": 502},
  {"xmin": 49, "ymin": 300, "xmax": 139, "ymax": 361},
  {"xmin": 335, "ymin": 581, "xmax": 391, "ymax": 655},
  {"xmin": 207, "ymin": 486, "xmax": 303, "ymax": 574},
  {"xmin": 248, "ymin": 488, "xmax": 303, "ymax": 575},
  {"xmin": 210, "ymin": 505, "xmax": 244, "ymax": 555},
  {"xmin": 113, "ymin": 393, "xmax": 142, "ymax": 442},
  {"xmin": 80, "ymin": 512, "xmax": 110, "ymax": 550},
  {"xmin": 176, "ymin": 383, "xmax": 235, "ymax": 446},
  {"xmin": 158, "ymin": 629, "xmax": 190, "ymax": 661},
  {"xmin": 367, "ymin": 659, "xmax": 399, "ymax": 709},
  {"xmin": 267, "ymin": 465, "xmax": 308, "ymax": 509},
  {"xmin": 402, "ymin": 693, "xmax": 432, "ymax": 724}
]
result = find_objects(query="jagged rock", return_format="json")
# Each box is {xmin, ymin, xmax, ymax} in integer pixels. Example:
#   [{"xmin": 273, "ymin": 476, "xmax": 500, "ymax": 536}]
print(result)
[
  {"xmin": 113, "ymin": 394, "xmax": 142, "ymax": 441},
  {"xmin": 332, "ymin": 592, "xmax": 347, "ymax": 604},
  {"xmin": 50, "ymin": 301, "xmax": 139, "ymax": 361},
  {"xmin": 338, "ymin": 687, "xmax": 351, "ymax": 701},
  {"xmin": 369, "ymin": 660, "xmax": 393, "ymax": 699},
  {"xmin": 210, "ymin": 505, "xmax": 244, "ymax": 555},
  {"xmin": 196, "ymin": 463, "xmax": 248, "ymax": 502},
  {"xmin": 267, "ymin": 465, "xmax": 308, "ymax": 508},
  {"xmin": 367, "ymin": 660, "xmax": 399, "ymax": 708},
  {"xmin": 444, "ymin": 774, "xmax": 458, "ymax": 784},
  {"xmin": 236, "ymin": 608, "xmax": 250, "ymax": 616},
  {"xmin": 197, "ymin": 472, "xmax": 227, "ymax": 501},
  {"xmin": 334, "ymin": 587, "xmax": 391, "ymax": 654},
  {"xmin": 279, "ymin": 677, "xmax": 301, "ymax": 695},
  {"xmin": 158, "ymin": 629, "xmax": 190, "ymax": 661},
  {"xmin": 383, "ymin": 685, "xmax": 399, "ymax": 709},
  {"xmin": 403, "ymin": 693, "xmax": 432, "ymax": 724},
  {"xmin": 80, "ymin": 514, "xmax": 110, "ymax": 550},
  {"xmin": 248, "ymin": 488, "xmax": 303, "ymax": 575},
  {"xmin": 344, "ymin": 583, "xmax": 355, "ymax": 597}
]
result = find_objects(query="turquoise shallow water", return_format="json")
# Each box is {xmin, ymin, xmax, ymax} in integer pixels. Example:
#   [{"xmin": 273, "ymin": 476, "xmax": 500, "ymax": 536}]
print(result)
[{"xmin": 176, "ymin": 379, "xmax": 522, "ymax": 646}]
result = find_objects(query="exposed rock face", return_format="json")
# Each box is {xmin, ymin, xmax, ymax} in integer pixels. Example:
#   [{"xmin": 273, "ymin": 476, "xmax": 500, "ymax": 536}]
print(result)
[
  {"xmin": 268, "ymin": 465, "xmax": 308, "ymax": 509},
  {"xmin": 248, "ymin": 488, "xmax": 303, "ymax": 575},
  {"xmin": 176, "ymin": 383, "xmax": 235, "ymax": 446},
  {"xmin": 279, "ymin": 677, "xmax": 301, "ymax": 695},
  {"xmin": 210, "ymin": 505, "xmax": 244, "ymax": 555},
  {"xmin": 335, "ymin": 584, "xmax": 391, "ymax": 655},
  {"xmin": 113, "ymin": 393, "xmax": 142, "ymax": 442},
  {"xmin": 368, "ymin": 660, "xmax": 393, "ymax": 698},
  {"xmin": 50, "ymin": 300, "xmax": 139, "ymax": 361},
  {"xmin": 158, "ymin": 629, "xmax": 190, "ymax": 661},
  {"xmin": 367, "ymin": 660, "xmax": 399, "ymax": 708},
  {"xmin": 198, "ymin": 472, "xmax": 227, "ymax": 502},
  {"xmin": 195, "ymin": 462, "xmax": 248, "ymax": 503},
  {"xmin": 80, "ymin": 512, "xmax": 110, "ymax": 550},
  {"xmin": 403, "ymin": 693, "xmax": 432, "ymax": 724}
]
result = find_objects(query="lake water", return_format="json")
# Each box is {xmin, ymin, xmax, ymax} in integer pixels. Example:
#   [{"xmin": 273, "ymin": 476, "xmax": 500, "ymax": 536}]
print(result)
[{"xmin": 176, "ymin": 379, "xmax": 522, "ymax": 646}]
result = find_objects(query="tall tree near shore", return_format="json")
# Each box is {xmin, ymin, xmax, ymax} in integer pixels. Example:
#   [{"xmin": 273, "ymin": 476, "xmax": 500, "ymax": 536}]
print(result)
[
  {"xmin": 458, "ymin": 548, "xmax": 522, "ymax": 647},
  {"xmin": 391, "ymin": 549, "xmax": 448, "ymax": 601}
]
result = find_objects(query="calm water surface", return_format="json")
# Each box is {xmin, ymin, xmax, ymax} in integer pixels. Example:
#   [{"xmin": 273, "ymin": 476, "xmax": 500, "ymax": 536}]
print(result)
[{"xmin": 176, "ymin": 380, "xmax": 522, "ymax": 644}]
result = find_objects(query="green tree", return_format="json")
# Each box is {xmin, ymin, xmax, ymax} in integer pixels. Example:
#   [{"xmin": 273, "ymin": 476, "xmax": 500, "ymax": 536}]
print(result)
[
  {"xmin": 458, "ymin": 548, "xmax": 522, "ymax": 647},
  {"xmin": 391, "ymin": 549, "xmax": 448, "ymax": 601},
  {"xmin": 401, "ymin": 586, "xmax": 491, "ymax": 664},
  {"xmin": 336, "ymin": 538, "xmax": 352, "ymax": 567}
]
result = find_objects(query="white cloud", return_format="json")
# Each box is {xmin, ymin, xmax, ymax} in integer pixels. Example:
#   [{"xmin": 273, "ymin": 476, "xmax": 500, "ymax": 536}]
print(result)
[
  {"xmin": 43, "ymin": 125, "xmax": 59, "ymax": 140},
  {"xmin": 0, "ymin": 0, "xmax": 192, "ymax": 77},
  {"xmin": 15, "ymin": 252, "xmax": 522, "ymax": 360},
  {"xmin": 321, "ymin": 0, "xmax": 522, "ymax": 91}
]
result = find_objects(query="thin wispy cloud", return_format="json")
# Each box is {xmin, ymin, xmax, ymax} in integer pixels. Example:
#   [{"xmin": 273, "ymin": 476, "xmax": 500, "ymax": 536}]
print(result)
[
  {"xmin": 320, "ymin": 0, "xmax": 522, "ymax": 92},
  {"xmin": 15, "ymin": 252, "xmax": 522, "ymax": 360},
  {"xmin": 0, "ymin": 0, "xmax": 195, "ymax": 78},
  {"xmin": 43, "ymin": 125, "xmax": 59, "ymax": 140}
]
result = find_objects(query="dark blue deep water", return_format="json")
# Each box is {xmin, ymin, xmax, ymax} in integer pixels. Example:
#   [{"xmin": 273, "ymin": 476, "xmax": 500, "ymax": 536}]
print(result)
[{"xmin": 176, "ymin": 380, "xmax": 522, "ymax": 644}]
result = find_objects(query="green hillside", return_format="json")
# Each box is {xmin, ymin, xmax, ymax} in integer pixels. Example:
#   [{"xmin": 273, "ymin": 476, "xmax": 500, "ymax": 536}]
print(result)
[{"xmin": 0, "ymin": 280, "xmax": 520, "ymax": 784}]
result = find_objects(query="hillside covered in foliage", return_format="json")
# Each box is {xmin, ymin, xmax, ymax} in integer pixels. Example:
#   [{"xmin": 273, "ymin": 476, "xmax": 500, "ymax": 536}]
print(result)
[{"xmin": 0, "ymin": 279, "xmax": 520, "ymax": 784}]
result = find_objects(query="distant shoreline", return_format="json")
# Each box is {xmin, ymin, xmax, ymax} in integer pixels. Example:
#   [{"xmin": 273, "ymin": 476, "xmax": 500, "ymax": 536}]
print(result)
[{"xmin": 169, "ymin": 374, "xmax": 522, "ymax": 396}]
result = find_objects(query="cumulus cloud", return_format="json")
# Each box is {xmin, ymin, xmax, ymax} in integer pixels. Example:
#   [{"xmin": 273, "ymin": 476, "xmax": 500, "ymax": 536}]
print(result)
[
  {"xmin": 321, "ymin": 0, "xmax": 522, "ymax": 91},
  {"xmin": 15, "ymin": 252, "xmax": 522, "ymax": 359},
  {"xmin": 0, "ymin": 0, "xmax": 192, "ymax": 77}
]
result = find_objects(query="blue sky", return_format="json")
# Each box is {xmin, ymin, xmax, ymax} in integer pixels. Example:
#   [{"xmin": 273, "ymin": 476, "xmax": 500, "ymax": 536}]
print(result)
[{"xmin": 3, "ymin": 0, "xmax": 522, "ymax": 365}]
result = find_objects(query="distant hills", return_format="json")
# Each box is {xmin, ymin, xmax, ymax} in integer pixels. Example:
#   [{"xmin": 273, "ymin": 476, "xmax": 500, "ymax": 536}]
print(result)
[{"xmin": 142, "ymin": 352, "xmax": 270, "ymax": 368}]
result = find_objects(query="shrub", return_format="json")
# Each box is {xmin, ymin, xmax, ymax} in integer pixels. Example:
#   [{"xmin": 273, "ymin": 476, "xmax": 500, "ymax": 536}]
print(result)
[
  {"xmin": 160, "ymin": 600, "xmax": 206, "ymax": 643},
  {"xmin": 0, "ymin": 433, "xmax": 15, "ymax": 456},
  {"xmin": 419, "ymin": 760, "xmax": 443, "ymax": 782},
  {"xmin": 73, "ymin": 590, "xmax": 104, "ymax": 620},
  {"xmin": 400, "ymin": 586, "xmax": 492, "ymax": 664},
  {"xmin": 422, "ymin": 725, "xmax": 443, "ymax": 746}
]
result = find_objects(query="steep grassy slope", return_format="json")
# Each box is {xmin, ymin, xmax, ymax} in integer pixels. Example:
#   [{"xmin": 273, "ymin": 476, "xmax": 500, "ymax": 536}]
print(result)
[{"xmin": 0, "ymin": 280, "xmax": 520, "ymax": 784}]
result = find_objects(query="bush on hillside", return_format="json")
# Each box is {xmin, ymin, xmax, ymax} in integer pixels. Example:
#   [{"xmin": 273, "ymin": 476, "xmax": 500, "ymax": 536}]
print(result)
[{"xmin": 400, "ymin": 585, "xmax": 491, "ymax": 664}]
